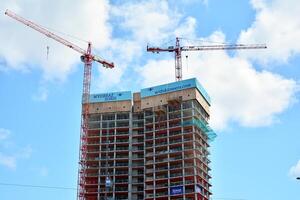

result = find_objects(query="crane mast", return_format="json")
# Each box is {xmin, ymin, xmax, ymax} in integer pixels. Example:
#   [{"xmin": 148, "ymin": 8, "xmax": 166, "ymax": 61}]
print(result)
[
  {"xmin": 147, "ymin": 37, "xmax": 267, "ymax": 81},
  {"xmin": 5, "ymin": 10, "xmax": 114, "ymax": 200}
]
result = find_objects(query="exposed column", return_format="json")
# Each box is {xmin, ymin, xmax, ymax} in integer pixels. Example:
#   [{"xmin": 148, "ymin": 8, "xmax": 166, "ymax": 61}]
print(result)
[{"xmin": 128, "ymin": 111, "xmax": 133, "ymax": 200}]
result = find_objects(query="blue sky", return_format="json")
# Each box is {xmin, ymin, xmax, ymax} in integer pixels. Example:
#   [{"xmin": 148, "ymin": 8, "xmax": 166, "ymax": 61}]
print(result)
[{"xmin": 0, "ymin": 0, "xmax": 300, "ymax": 199}]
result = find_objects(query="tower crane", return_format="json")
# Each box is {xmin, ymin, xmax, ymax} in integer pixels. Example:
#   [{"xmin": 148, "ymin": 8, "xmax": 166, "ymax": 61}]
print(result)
[
  {"xmin": 147, "ymin": 37, "xmax": 267, "ymax": 81},
  {"xmin": 5, "ymin": 10, "xmax": 114, "ymax": 200}
]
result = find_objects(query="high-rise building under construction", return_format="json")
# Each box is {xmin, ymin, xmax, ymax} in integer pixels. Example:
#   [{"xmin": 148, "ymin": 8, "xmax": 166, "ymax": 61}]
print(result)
[{"xmin": 81, "ymin": 78, "xmax": 216, "ymax": 200}]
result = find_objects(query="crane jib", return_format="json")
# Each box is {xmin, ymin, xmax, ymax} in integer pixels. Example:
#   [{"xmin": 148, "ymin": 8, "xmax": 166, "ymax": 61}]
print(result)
[
  {"xmin": 5, "ymin": 9, "xmax": 115, "ymax": 199},
  {"xmin": 146, "ymin": 37, "xmax": 266, "ymax": 81}
]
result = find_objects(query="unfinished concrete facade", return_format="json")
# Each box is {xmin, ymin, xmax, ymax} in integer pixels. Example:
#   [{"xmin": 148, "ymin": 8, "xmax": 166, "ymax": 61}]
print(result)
[{"xmin": 82, "ymin": 78, "xmax": 216, "ymax": 200}]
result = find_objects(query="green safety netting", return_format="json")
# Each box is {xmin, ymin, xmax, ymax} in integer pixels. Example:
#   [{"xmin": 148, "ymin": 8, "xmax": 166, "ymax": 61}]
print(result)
[{"xmin": 182, "ymin": 118, "xmax": 217, "ymax": 142}]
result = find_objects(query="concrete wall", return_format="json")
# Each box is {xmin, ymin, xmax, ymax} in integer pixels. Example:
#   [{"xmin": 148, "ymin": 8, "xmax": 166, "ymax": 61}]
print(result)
[
  {"xmin": 140, "ymin": 88, "xmax": 210, "ymax": 114},
  {"xmin": 89, "ymin": 100, "xmax": 132, "ymax": 114},
  {"xmin": 88, "ymin": 88, "xmax": 210, "ymax": 115},
  {"xmin": 133, "ymin": 92, "xmax": 142, "ymax": 113}
]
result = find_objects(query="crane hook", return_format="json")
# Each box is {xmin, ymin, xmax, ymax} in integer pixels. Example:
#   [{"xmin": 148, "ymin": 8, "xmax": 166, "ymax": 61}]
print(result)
[{"xmin": 185, "ymin": 55, "xmax": 188, "ymax": 71}]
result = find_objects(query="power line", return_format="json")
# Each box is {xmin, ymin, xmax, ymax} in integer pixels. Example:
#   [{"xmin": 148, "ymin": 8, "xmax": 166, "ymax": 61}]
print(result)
[
  {"xmin": 212, "ymin": 198, "xmax": 247, "ymax": 200},
  {"xmin": 0, "ymin": 182, "xmax": 76, "ymax": 191},
  {"xmin": 0, "ymin": 183, "xmax": 248, "ymax": 200}
]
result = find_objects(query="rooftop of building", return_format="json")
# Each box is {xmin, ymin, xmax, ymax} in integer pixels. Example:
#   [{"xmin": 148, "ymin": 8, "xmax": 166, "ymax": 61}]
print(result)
[{"xmin": 89, "ymin": 78, "xmax": 211, "ymax": 105}]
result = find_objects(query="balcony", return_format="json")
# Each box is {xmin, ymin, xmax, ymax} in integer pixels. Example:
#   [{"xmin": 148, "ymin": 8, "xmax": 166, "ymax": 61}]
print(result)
[
  {"xmin": 102, "ymin": 114, "xmax": 115, "ymax": 121},
  {"xmin": 133, "ymin": 113, "xmax": 144, "ymax": 120},
  {"xmin": 132, "ymin": 139, "xmax": 144, "ymax": 144},
  {"xmin": 133, "ymin": 122, "xmax": 144, "ymax": 128},
  {"xmin": 146, "ymin": 143, "xmax": 154, "ymax": 148},
  {"xmin": 132, "ymin": 130, "xmax": 144, "ymax": 135},
  {"xmin": 156, "ymin": 166, "xmax": 168, "ymax": 171},
  {"xmin": 132, "ymin": 146, "xmax": 144, "ymax": 151},
  {"xmin": 116, "ymin": 122, "xmax": 129, "ymax": 128},
  {"xmin": 132, "ymin": 154, "xmax": 144, "ymax": 159},
  {"xmin": 116, "ymin": 139, "xmax": 129, "ymax": 143},
  {"xmin": 169, "ymin": 139, "xmax": 182, "ymax": 144},
  {"xmin": 155, "ymin": 134, "xmax": 167, "ymax": 139},
  {"xmin": 155, "ymin": 158, "xmax": 168, "ymax": 163},
  {"xmin": 115, "ymin": 187, "xmax": 128, "ymax": 192},
  {"xmin": 132, "ymin": 162, "xmax": 144, "ymax": 167},
  {"xmin": 155, "ymin": 182, "xmax": 168, "ymax": 188},
  {"xmin": 145, "ymin": 127, "xmax": 153, "ymax": 132},
  {"xmin": 146, "ymin": 168, "xmax": 154, "ymax": 173},
  {"xmin": 169, "ymin": 123, "xmax": 181, "ymax": 128},
  {"xmin": 170, "ymin": 181, "xmax": 183, "ymax": 186},
  {"xmin": 169, "ymin": 130, "xmax": 181, "ymax": 136},
  {"xmin": 116, "ymin": 147, "xmax": 129, "ymax": 151},
  {"xmin": 115, "ymin": 155, "xmax": 129, "ymax": 159},
  {"xmin": 170, "ymin": 172, "xmax": 183, "ymax": 178},
  {"xmin": 115, "ymin": 170, "xmax": 128, "ymax": 175},
  {"xmin": 116, "ymin": 113, "xmax": 129, "ymax": 120},
  {"xmin": 115, "ymin": 179, "xmax": 128, "ymax": 184},
  {"xmin": 169, "ymin": 113, "xmax": 181, "ymax": 120},
  {"xmin": 169, "ymin": 147, "xmax": 182, "ymax": 152},
  {"xmin": 169, "ymin": 156, "xmax": 183, "ymax": 161},
  {"xmin": 155, "ymin": 191, "xmax": 168, "ymax": 197},
  {"xmin": 170, "ymin": 164, "xmax": 182, "ymax": 169},
  {"xmin": 115, "ymin": 162, "xmax": 128, "ymax": 167},
  {"xmin": 156, "ymin": 174, "xmax": 168, "ymax": 179},
  {"xmin": 116, "ymin": 131, "xmax": 129, "ymax": 135},
  {"xmin": 155, "ymin": 142, "xmax": 167, "ymax": 147},
  {"xmin": 146, "ymin": 160, "xmax": 154, "ymax": 165},
  {"xmin": 145, "ymin": 177, "xmax": 154, "ymax": 181},
  {"xmin": 145, "ymin": 193, "xmax": 154, "ymax": 198}
]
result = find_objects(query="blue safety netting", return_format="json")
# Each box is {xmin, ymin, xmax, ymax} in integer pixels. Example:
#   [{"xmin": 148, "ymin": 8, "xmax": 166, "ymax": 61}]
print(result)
[{"xmin": 182, "ymin": 118, "xmax": 217, "ymax": 142}]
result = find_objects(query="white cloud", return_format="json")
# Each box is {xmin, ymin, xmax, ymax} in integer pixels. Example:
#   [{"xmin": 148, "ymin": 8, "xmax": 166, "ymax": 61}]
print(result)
[
  {"xmin": 39, "ymin": 166, "xmax": 49, "ymax": 177},
  {"xmin": 0, "ymin": 128, "xmax": 16, "ymax": 169},
  {"xmin": 0, "ymin": 128, "xmax": 10, "ymax": 140},
  {"xmin": 0, "ymin": 0, "xmax": 111, "ymax": 81},
  {"xmin": 238, "ymin": 0, "xmax": 300, "ymax": 64},
  {"xmin": 138, "ymin": 59, "xmax": 174, "ymax": 86},
  {"xmin": 101, "ymin": 0, "xmax": 300, "ymax": 130},
  {"xmin": 111, "ymin": 0, "xmax": 180, "ymax": 43},
  {"xmin": 0, "ymin": 153, "xmax": 16, "ymax": 170},
  {"xmin": 32, "ymin": 86, "xmax": 48, "ymax": 102},
  {"xmin": 94, "ymin": 0, "xmax": 195, "ymax": 91},
  {"xmin": 18, "ymin": 145, "xmax": 33, "ymax": 159},
  {"xmin": 34, "ymin": 166, "xmax": 49, "ymax": 177},
  {"xmin": 0, "ymin": 0, "xmax": 205, "ymax": 93},
  {"xmin": 136, "ymin": 0, "xmax": 300, "ymax": 130},
  {"xmin": 1, "ymin": 0, "xmax": 299, "ymax": 131},
  {"xmin": 139, "ymin": 31, "xmax": 298, "ymax": 130},
  {"xmin": 289, "ymin": 160, "xmax": 300, "ymax": 178},
  {"xmin": 173, "ymin": 0, "xmax": 209, "ymax": 6},
  {"xmin": 174, "ymin": 17, "xmax": 197, "ymax": 39},
  {"xmin": 0, "ymin": 128, "xmax": 32, "ymax": 169}
]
